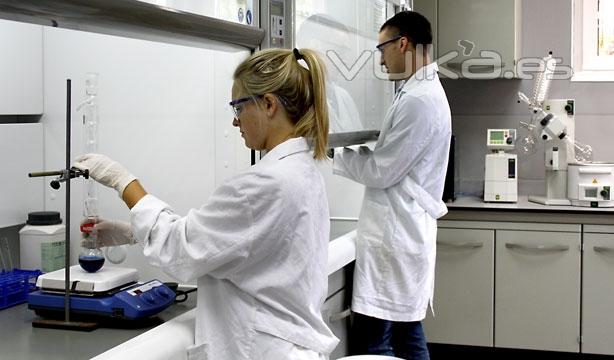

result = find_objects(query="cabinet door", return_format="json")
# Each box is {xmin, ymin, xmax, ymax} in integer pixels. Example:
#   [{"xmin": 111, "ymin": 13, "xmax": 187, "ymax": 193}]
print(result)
[
  {"xmin": 495, "ymin": 230, "xmax": 581, "ymax": 352},
  {"xmin": 0, "ymin": 124, "xmax": 44, "ymax": 227},
  {"xmin": 582, "ymin": 232, "xmax": 614, "ymax": 355},
  {"xmin": 322, "ymin": 289, "xmax": 349, "ymax": 359},
  {"xmin": 0, "ymin": 19, "xmax": 43, "ymax": 115},
  {"xmin": 423, "ymin": 228, "xmax": 494, "ymax": 346},
  {"xmin": 437, "ymin": 0, "xmax": 519, "ymax": 78}
]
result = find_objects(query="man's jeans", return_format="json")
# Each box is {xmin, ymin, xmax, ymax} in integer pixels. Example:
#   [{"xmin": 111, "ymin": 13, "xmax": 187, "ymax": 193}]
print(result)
[{"xmin": 350, "ymin": 312, "xmax": 430, "ymax": 360}]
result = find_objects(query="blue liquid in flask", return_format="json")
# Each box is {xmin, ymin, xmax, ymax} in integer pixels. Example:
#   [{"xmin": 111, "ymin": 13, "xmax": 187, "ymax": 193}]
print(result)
[{"xmin": 79, "ymin": 255, "xmax": 105, "ymax": 273}]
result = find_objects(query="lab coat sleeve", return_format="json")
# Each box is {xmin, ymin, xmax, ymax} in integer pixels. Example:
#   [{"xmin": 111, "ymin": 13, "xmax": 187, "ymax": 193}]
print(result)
[
  {"xmin": 130, "ymin": 172, "xmax": 285, "ymax": 283},
  {"xmin": 333, "ymin": 95, "xmax": 437, "ymax": 189}
]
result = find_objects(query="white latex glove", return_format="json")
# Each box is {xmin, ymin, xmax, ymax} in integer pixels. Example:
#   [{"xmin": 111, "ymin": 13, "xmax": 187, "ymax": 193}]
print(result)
[
  {"xmin": 81, "ymin": 219, "xmax": 135, "ymax": 248},
  {"xmin": 74, "ymin": 153, "xmax": 137, "ymax": 197}
]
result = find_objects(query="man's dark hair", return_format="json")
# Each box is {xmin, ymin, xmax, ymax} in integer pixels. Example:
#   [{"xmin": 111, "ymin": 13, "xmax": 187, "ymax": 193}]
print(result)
[{"xmin": 380, "ymin": 11, "xmax": 432, "ymax": 48}]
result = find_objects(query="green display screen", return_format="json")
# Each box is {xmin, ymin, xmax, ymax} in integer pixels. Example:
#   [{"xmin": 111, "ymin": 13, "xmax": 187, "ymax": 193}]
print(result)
[{"xmin": 491, "ymin": 131, "xmax": 504, "ymax": 141}]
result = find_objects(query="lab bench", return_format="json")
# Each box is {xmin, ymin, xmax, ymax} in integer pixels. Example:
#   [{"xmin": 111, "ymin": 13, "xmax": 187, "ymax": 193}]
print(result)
[
  {"xmin": 0, "ymin": 221, "xmax": 358, "ymax": 360},
  {"xmin": 442, "ymin": 195, "xmax": 614, "ymax": 224},
  {"xmin": 425, "ymin": 196, "xmax": 614, "ymax": 356},
  {"xmin": 0, "ymin": 291, "xmax": 197, "ymax": 360}
]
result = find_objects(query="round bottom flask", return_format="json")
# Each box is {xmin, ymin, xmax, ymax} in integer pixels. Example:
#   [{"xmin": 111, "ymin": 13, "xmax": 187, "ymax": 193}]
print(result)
[
  {"xmin": 79, "ymin": 247, "xmax": 105, "ymax": 273},
  {"xmin": 79, "ymin": 220, "xmax": 105, "ymax": 273}
]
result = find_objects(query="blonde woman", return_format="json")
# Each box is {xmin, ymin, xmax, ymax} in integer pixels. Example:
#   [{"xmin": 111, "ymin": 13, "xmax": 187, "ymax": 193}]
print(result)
[{"xmin": 75, "ymin": 48, "xmax": 337, "ymax": 360}]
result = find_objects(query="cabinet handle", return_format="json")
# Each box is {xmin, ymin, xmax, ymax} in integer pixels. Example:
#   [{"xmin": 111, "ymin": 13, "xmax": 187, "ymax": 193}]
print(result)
[
  {"xmin": 445, "ymin": 62, "xmax": 506, "ymax": 72},
  {"xmin": 505, "ymin": 243, "xmax": 569, "ymax": 252},
  {"xmin": 593, "ymin": 246, "xmax": 614, "ymax": 254},
  {"xmin": 437, "ymin": 241, "xmax": 484, "ymax": 249},
  {"xmin": 328, "ymin": 308, "xmax": 352, "ymax": 322}
]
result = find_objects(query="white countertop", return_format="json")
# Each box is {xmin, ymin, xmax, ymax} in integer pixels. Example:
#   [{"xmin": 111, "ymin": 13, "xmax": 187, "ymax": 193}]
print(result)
[
  {"xmin": 447, "ymin": 195, "xmax": 614, "ymax": 213},
  {"xmin": 93, "ymin": 230, "xmax": 358, "ymax": 360}
]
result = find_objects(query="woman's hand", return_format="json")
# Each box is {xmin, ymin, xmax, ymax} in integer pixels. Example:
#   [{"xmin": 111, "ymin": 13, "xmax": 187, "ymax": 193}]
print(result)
[
  {"xmin": 81, "ymin": 218, "xmax": 135, "ymax": 248},
  {"xmin": 74, "ymin": 153, "xmax": 137, "ymax": 197}
]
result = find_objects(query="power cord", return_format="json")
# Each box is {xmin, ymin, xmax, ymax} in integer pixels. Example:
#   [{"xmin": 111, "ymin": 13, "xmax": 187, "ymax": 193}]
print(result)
[
  {"xmin": 164, "ymin": 282, "xmax": 197, "ymax": 304},
  {"xmin": 174, "ymin": 287, "xmax": 197, "ymax": 303}
]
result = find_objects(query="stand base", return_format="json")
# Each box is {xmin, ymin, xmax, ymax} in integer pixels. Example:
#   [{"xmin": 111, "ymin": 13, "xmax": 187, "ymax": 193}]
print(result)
[
  {"xmin": 528, "ymin": 195, "xmax": 571, "ymax": 206},
  {"xmin": 32, "ymin": 318, "xmax": 98, "ymax": 331}
]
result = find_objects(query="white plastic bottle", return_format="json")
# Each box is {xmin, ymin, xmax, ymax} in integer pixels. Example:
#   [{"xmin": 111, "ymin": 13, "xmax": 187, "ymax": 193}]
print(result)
[{"xmin": 19, "ymin": 211, "xmax": 65, "ymax": 272}]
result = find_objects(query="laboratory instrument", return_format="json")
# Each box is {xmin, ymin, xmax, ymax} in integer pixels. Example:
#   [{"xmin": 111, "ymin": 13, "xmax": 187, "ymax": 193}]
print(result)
[
  {"xmin": 77, "ymin": 73, "xmax": 128, "ymax": 265},
  {"xmin": 28, "ymin": 266, "xmax": 175, "ymax": 326},
  {"xmin": 518, "ymin": 52, "xmax": 596, "ymax": 206},
  {"xmin": 19, "ymin": 211, "xmax": 65, "ymax": 273},
  {"xmin": 526, "ymin": 99, "xmax": 575, "ymax": 205},
  {"xmin": 79, "ymin": 73, "xmax": 100, "ymax": 223},
  {"xmin": 27, "ymin": 79, "xmax": 97, "ymax": 330},
  {"xmin": 567, "ymin": 162, "xmax": 614, "ymax": 207},
  {"xmin": 484, "ymin": 129, "xmax": 517, "ymax": 202},
  {"xmin": 78, "ymin": 245, "xmax": 105, "ymax": 273}
]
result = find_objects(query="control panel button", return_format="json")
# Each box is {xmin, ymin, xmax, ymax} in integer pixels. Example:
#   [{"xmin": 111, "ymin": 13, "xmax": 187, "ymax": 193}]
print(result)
[{"xmin": 143, "ymin": 292, "xmax": 155, "ymax": 304}]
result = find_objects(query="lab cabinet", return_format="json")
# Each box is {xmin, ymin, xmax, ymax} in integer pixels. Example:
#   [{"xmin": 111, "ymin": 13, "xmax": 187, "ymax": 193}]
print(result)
[
  {"xmin": 0, "ymin": 19, "xmax": 43, "ymax": 114},
  {"xmin": 494, "ymin": 228, "xmax": 581, "ymax": 352},
  {"xmin": 423, "ymin": 227, "xmax": 494, "ymax": 347},
  {"xmin": 323, "ymin": 267, "xmax": 350, "ymax": 359},
  {"xmin": 413, "ymin": 0, "xmax": 521, "ymax": 79},
  {"xmin": 581, "ymin": 225, "xmax": 614, "ymax": 355},
  {"xmin": 0, "ymin": 124, "xmax": 44, "ymax": 228},
  {"xmin": 323, "ymin": 289, "xmax": 350, "ymax": 359}
]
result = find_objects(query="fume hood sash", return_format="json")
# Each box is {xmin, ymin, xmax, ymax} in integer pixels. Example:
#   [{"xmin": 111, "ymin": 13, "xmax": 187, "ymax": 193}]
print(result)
[{"xmin": 0, "ymin": 0, "xmax": 265, "ymax": 50}]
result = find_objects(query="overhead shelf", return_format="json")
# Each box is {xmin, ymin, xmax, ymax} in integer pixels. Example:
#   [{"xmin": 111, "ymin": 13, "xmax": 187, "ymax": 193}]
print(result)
[{"xmin": 0, "ymin": 0, "xmax": 265, "ymax": 49}]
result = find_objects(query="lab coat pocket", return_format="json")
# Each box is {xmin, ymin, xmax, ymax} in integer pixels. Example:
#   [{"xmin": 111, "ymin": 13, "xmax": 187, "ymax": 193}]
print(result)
[
  {"xmin": 357, "ymin": 198, "xmax": 391, "ymax": 247},
  {"xmin": 186, "ymin": 343, "xmax": 208, "ymax": 360}
]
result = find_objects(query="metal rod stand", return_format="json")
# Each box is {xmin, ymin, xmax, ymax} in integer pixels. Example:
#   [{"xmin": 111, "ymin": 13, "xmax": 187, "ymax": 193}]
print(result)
[{"xmin": 28, "ymin": 79, "xmax": 97, "ymax": 331}]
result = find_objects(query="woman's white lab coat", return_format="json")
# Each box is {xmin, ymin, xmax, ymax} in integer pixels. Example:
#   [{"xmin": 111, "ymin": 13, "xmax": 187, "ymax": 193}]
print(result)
[
  {"xmin": 130, "ymin": 138, "xmax": 338, "ymax": 359},
  {"xmin": 333, "ymin": 62, "xmax": 451, "ymax": 322}
]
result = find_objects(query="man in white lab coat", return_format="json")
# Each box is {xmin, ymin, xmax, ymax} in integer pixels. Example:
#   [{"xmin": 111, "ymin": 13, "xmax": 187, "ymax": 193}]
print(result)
[{"xmin": 333, "ymin": 11, "xmax": 451, "ymax": 359}]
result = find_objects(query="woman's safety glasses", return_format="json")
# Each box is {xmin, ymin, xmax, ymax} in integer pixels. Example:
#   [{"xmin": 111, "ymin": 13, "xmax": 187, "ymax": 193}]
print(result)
[
  {"xmin": 229, "ymin": 94, "xmax": 291, "ymax": 119},
  {"xmin": 229, "ymin": 95, "xmax": 262, "ymax": 119}
]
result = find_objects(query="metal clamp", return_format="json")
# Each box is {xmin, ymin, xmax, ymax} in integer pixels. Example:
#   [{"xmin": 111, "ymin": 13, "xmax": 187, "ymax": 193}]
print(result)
[
  {"xmin": 28, "ymin": 167, "xmax": 89, "ymax": 190},
  {"xmin": 505, "ymin": 243, "xmax": 569, "ymax": 252}
]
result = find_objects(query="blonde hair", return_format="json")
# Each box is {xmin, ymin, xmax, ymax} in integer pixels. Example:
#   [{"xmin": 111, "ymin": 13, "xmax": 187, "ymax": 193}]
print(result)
[{"xmin": 233, "ymin": 48, "xmax": 329, "ymax": 160}]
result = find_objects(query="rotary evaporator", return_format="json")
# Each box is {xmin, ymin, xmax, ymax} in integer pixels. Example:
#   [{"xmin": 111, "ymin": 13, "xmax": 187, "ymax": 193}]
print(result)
[{"xmin": 517, "ymin": 53, "xmax": 613, "ymax": 207}]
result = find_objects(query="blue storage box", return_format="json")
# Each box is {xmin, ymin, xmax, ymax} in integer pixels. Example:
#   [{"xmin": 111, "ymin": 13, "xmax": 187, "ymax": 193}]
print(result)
[{"xmin": 0, "ymin": 269, "xmax": 42, "ymax": 310}]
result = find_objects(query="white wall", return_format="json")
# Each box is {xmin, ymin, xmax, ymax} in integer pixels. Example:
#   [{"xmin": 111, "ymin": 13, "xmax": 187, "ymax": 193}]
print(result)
[
  {"xmin": 444, "ymin": 0, "xmax": 614, "ymax": 196},
  {"xmin": 42, "ymin": 27, "xmax": 250, "ymax": 282}
]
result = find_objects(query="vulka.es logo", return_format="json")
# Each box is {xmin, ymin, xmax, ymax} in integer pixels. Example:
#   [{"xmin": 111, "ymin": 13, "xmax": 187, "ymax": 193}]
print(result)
[{"xmin": 326, "ymin": 41, "xmax": 573, "ymax": 81}]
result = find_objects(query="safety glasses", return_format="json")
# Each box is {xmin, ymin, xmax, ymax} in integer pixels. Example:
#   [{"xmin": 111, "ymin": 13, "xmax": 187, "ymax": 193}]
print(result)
[
  {"xmin": 229, "ymin": 95, "xmax": 262, "ymax": 119},
  {"xmin": 229, "ymin": 94, "xmax": 291, "ymax": 119},
  {"xmin": 375, "ymin": 35, "xmax": 403, "ymax": 52}
]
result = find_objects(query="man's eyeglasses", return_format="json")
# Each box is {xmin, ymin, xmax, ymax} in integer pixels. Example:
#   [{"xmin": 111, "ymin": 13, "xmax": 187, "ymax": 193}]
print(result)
[
  {"xmin": 229, "ymin": 95, "xmax": 262, "ymax": 119},
  {"xmin": 375, "ymin": 35, "xmax": 403, "ymax": 52}
]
